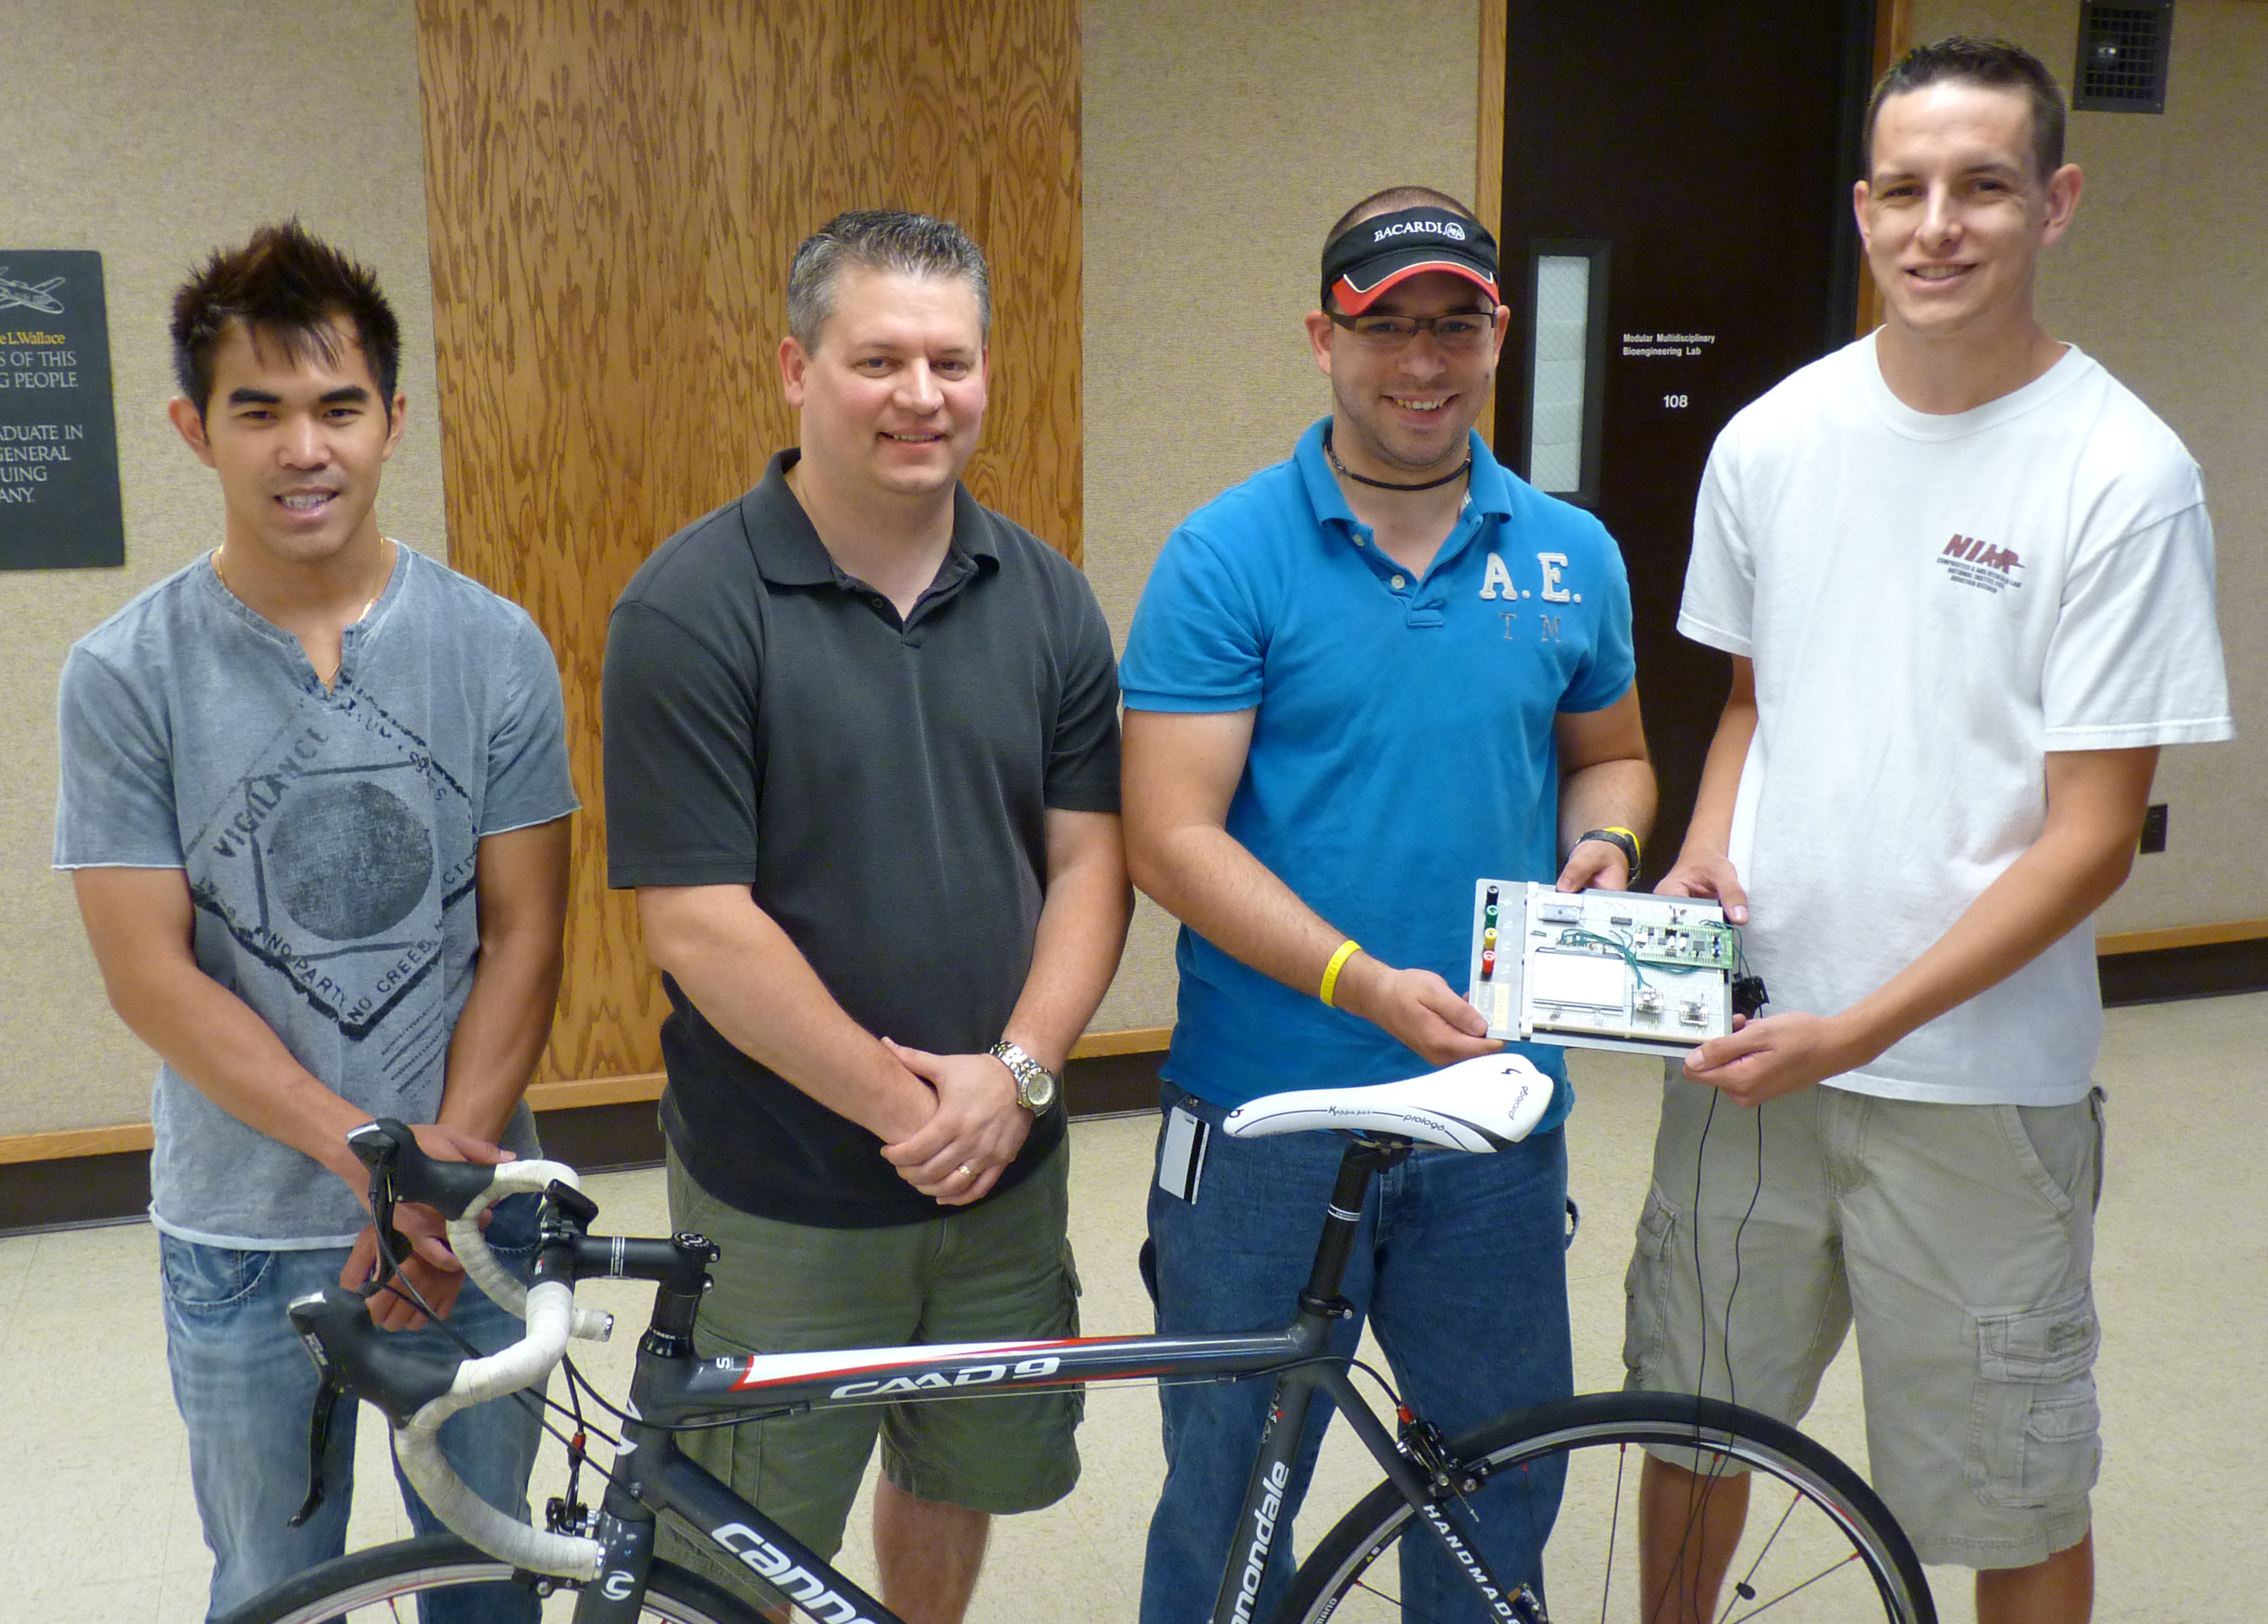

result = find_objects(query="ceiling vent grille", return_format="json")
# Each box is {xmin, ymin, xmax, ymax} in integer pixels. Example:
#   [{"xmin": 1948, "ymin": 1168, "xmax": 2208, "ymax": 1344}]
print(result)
[{"xmin": 2074, "ymin": 2, "xmax": 2173, "ymax": 113}]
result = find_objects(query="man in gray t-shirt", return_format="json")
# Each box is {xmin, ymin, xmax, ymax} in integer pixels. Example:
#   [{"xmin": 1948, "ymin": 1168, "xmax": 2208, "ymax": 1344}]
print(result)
[{"xmin": 53, "ymin": 223, "xmax": 576, "ymax": 1623}]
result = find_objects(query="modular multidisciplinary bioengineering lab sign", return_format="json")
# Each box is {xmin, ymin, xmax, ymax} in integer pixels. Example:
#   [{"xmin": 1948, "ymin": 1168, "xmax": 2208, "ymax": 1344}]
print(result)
[{"xmin": 0, "ymin": 249, "xmax": 124, "ymax": 569}]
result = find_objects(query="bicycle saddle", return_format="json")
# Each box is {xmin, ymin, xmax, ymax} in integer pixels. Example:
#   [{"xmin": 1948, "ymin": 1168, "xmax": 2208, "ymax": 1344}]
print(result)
[{"xmin": 1222, "ymin": 1053, "xmax": 1556, "ymax": 1151}]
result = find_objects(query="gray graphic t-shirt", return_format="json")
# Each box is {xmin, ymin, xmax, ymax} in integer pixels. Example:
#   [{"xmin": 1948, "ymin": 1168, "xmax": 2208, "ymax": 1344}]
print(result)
[{"xmin": 54, "ymin": 545, "xmax": 578, "ymax": 1247}]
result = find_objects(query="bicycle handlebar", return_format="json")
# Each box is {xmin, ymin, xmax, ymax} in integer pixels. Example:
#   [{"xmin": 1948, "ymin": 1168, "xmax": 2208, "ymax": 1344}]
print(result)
[
  {"xmin": 343, "ymin": 1120, "xmax": 614, "ymax": 1341},
  {"xmin": 287, "ymin": 1121, "xmax": 615, "ymax": 1579},
  {"xmin": 391, "ymin": 1275, "xmax": 602, "ymax": 1579}
]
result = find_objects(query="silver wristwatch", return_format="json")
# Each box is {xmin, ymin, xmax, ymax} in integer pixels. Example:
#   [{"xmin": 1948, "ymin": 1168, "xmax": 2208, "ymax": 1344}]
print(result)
[{"xmin": 988, "ymin": 1040, "xmax": 1059, "ymax": 1114}]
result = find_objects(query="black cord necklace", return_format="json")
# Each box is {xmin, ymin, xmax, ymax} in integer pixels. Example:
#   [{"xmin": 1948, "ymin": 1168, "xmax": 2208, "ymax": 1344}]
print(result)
[{"xmin": 1325, "ymin": 426, "xmax": 1472, "ymax": 492}]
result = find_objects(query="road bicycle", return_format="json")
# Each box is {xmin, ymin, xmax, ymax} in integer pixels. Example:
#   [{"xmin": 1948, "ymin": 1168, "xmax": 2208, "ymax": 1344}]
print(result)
[{"xmin": 222, "ymin": 1054, "xmax": 1934, "ymax": 1623}]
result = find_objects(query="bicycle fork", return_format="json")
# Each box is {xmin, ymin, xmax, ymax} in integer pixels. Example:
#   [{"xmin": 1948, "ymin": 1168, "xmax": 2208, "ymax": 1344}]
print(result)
[{"xmin": 563, "ymin": 1234, "xmax": 912, "ymax": 1624}]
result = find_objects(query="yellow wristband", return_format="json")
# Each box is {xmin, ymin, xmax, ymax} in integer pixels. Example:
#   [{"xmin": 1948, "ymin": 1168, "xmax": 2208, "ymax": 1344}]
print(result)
[
  {"xmin": 1602, "ymin": 826, "xmax": 1644, "ymax": 867},
  {"xmin": 1319, "ymin": 939, "xmax": 1362, "ymax": 1009}
]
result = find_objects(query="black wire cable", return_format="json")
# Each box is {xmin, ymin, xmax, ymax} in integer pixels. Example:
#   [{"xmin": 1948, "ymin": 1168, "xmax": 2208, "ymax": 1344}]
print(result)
[
  {"xmin": 1554, "ymin": 927, "xmax": 1716, "ymax": 994},
  {"xmin": 1339, "ymin": 1354, "xmax": 1403, "ymax": 1412},
  {"xmin": 1693, "ymin": 1088, "xmax": 1724, "ymax": 1405},
  {"xmin": 363, "ymin": 1204, "xmax": 613, "ymax": 1449},
  {"xmin": 1657, "ymin": 1067, "xmax": 1770, "ymax": 1624},
  {"xmin": 1721, "ymin": 1108, "xmax": 1766, "ymax": 1399},
  {"xmin": 1644, "ymin": 1084, "xmax": 1730, "ymax": 1622}
]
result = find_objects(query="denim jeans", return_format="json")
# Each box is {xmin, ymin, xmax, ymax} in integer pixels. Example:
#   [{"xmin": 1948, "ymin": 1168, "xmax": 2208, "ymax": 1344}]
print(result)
[
  {"xmin": 159, "ymin": 1195, "xmax": 544, "ymax": 1622},
  {"xmin": 1142, "ymin": 1083, "xmax": 1573, "ymax": 1624}
]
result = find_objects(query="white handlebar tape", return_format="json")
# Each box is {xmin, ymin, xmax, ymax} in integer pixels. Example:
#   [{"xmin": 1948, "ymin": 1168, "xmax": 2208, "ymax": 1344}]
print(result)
[
  {"xmin": 395, "ymin": 1278, "xmax": 605, "ymax": 1579},
  {"xmin": 443, "ymin": 1158, "xmax": 613, "ymax": 1343}
]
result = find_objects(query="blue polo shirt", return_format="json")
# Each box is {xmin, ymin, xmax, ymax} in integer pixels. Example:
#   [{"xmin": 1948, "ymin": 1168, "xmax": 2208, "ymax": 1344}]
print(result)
[{"xmin": 1121, "ymin": 418, "xmax": 1635, "ymax": 1127}]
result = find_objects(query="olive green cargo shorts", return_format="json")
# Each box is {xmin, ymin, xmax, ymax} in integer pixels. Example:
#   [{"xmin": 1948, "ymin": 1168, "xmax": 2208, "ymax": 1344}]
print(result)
[{"xmin": 657, "ymin": 1139, "xmax": 1081, "ymax": 1599}]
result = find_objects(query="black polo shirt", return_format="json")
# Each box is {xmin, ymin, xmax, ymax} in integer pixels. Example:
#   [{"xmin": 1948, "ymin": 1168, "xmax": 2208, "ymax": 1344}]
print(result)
[{"xmin": 603, "ymin": 452, "xmax": 1122, "ymax": 1227}]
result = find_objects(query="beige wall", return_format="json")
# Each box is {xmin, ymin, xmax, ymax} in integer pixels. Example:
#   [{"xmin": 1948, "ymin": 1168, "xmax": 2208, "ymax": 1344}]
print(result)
[
  {"xmin": 1081, "ymin": 0, "xmax": 1482, "ymax": 1030},
  {"xmin": 11, "ymin": 0, "xmax": 2259, "ymax": 1138},
  {"xmin": 0, "ymin": 0, "xmax": 445, "ymax": 1136},
  {"xmin": 2, "ymin": 0, "xmax": 1475, "ymax": 1139},
  {"xmin": 1910, "ymin": 2, "xmax": 2268, "ymax": 935}
]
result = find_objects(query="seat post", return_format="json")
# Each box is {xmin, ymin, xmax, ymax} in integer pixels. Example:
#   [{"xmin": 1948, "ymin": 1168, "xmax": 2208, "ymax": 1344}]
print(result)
[{"xmin": 1299, "ymin": 1135, "xmax": 1408, "ymax": 1315}]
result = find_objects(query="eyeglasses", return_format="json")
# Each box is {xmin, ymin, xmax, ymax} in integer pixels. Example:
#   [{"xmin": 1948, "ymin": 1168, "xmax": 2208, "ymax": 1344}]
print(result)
[{"xmin": 1328, "ymin": 309, "xmax": 1500, "ymax": 349}]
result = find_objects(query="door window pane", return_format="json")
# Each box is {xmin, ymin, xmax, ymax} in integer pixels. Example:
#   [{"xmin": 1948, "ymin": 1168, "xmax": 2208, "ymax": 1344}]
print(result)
[{"xmin": 1529, "ymin": 254, "xmax": 1591, "ymax": 494}]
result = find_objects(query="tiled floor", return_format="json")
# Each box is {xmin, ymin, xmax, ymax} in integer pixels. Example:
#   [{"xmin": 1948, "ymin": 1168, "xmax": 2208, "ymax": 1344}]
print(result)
[{"xmin": 6, "ymin": 993, "xmax": 2263, "ymax": 1620}]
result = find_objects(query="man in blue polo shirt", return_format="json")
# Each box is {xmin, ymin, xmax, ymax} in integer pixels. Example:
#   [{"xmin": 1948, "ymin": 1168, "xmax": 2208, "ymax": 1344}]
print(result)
[{"xmin": 1120, "ymin": 185, "xmax": 1655, "ymax": 1623}]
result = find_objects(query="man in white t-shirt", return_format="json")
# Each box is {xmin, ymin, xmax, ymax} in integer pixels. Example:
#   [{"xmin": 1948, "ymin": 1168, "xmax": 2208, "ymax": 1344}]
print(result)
[{"xmin": 1622, "ymin": 39, "xmax": 2231, "ymax": 1624}]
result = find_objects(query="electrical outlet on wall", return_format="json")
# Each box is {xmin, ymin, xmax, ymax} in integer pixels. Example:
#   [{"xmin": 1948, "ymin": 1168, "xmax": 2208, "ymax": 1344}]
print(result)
[{"xmin": 2139, "ymin": 803, "xmax": 2169, "ymax": 854}]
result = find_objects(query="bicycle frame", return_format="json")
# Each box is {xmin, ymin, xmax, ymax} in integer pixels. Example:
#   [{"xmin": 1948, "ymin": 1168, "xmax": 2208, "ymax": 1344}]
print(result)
[{"xmin": 555, "ymin": 1136, "xmax": 1519, "ymax": 1624}]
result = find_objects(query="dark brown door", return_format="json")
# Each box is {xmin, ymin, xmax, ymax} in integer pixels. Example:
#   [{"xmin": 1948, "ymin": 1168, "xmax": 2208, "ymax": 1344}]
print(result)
[{"xmin": 1495, "ymin": 0, "xmax": 1876, "ymax": 874}]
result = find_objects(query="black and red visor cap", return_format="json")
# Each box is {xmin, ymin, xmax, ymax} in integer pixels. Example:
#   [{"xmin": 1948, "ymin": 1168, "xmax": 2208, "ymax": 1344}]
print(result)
[{"xmin": 1321, "ymin": 206, "xmax": 1501, "ymax": 315}]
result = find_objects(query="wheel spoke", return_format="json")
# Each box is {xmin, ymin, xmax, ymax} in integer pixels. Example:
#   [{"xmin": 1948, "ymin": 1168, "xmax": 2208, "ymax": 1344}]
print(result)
[
  {"xmin": 1719, "ymin": 1550, "xmax": 1865, "ymax": 1622},
  {"xmin": 1270, "ymin": 1394, "xmax": 1932, "ymax": 1624},
  {"xmin": 1600, "ymin": 1443, "xmax": 1628, "ymax": 1624},
  {"xmin": 1716, "ymin": 1489, "xmax": 1801, "ymax": 1624}
]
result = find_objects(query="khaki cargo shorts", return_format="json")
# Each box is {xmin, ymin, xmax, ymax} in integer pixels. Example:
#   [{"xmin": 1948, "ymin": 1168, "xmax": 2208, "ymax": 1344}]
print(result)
[
  {"xmin": 1622, "ymin": 1072, "xmax": 2104, "ymax": 1570},
  {"xmin": 656, "ymin": 1139, "xmax": 1082, "ymax": 1602}
]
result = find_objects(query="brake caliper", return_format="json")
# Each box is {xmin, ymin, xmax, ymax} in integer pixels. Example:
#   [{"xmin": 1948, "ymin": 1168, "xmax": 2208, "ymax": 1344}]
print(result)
[{"xmin": 1395, "ymin": 1406, "xmax": 1489, "ymax": 1498}]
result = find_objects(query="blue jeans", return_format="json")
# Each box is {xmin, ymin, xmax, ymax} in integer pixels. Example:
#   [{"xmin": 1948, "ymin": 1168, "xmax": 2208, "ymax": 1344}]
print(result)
[
  {"xmin": 159, "ymin": 1195, "xmax": 544, "ymax": 1622},
  {"xmin": 1142, "ymin": 1083, "xmax": 1573, "ymax": 1624}
]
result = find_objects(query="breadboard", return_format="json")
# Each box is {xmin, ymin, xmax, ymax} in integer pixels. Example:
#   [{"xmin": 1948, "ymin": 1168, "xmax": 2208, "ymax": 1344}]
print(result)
[{"xmin": 1467, "ymin": 881, "xmax": 1737, "ymax": 1057}]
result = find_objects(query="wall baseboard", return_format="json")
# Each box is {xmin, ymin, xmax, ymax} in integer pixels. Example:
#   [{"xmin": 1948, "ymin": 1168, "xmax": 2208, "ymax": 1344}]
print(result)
[
  {"xmin": 17, "ymin": 933, "xmax": 2266, "ymax": 1234},
  {"xmin": 0, "ymin": 1151, "xmax": 150, "ymax": 1235},
  {"xmin": 0, "ymin": 1027, "xmax": 1178, "ymax": 1170},
  {"xmin": 0, "ymin": 1120, "xmax": 153, "ymax": 1166},
  {"xmin": 2098, "ymin": 935, "xmax": 2268, "ymax": 1008},
  {"xmin": 0, "ymin": 1049, "xmax": 1168, "ymax": 1236},
  {"xmin": 2095, "ymin": 918, "xmax": 2268, "ymax": 956}
]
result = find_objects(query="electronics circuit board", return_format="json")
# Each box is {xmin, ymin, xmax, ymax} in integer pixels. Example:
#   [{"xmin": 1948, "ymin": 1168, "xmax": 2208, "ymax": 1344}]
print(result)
[{"xmin": 1467, "ymin": 881, "xmax": 1740, "ymax": 1056}]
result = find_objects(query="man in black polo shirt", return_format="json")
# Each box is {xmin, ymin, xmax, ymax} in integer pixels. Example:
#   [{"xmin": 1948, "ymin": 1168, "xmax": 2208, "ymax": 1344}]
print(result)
[{"xmin": 601, "ymin": 209, "xmax": 1129, "ymax": 1624}]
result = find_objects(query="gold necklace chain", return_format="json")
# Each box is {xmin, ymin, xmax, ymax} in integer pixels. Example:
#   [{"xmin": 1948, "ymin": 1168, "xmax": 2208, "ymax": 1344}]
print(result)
[{"xmin": 212, "ymin": 541, "xmax": 391, "ymax": 623}]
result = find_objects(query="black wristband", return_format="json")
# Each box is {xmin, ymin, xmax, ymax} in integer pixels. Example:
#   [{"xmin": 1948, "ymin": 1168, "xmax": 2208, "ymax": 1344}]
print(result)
[{"xmin": 1574, "ymin": 827, "xmax": 1641, "ymax": 885}]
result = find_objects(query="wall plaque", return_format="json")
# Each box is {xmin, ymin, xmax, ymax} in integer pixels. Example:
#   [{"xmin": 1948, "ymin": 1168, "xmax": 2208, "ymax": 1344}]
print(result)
[{"xmin": 0, "ymin": 250, "xmax": 125, "ymax": 570}]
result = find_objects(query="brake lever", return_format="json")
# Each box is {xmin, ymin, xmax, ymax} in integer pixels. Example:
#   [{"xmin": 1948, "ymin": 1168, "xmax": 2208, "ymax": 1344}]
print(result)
[
  {"xmin": 354, "ymin": 1192, "xmax": 414, "ymax": 1295},
  {"xmin": 289, "ymin": 1161, "xmax": 407, "ymax": 1532},
  {"xmin": 370, "ymin": 1219, "xmax": 417, "ymax": 1294},
  {"xmin": 352, "ymin": 1120, "xmax": 409, "ymax": 1291},
  {"xmin": 289, "ymin": 1365, "xmax": 349, "ymax": 1526}
]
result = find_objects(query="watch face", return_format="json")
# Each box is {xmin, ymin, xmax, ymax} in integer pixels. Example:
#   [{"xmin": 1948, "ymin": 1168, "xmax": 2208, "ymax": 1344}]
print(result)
[{"xmin": 993, "ymin": 1042, "xmax": 1057, "ymax": 1112}]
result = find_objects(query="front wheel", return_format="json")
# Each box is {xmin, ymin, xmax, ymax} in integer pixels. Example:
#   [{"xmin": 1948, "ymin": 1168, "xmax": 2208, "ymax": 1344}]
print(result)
[
  {"xmin": 1275, "ymin": 1390, "xmax": 1935, "ymax": 1624},
  {"xmin": 215, "ymin": 1533, "xmax": 769, "ymax": 1623}
]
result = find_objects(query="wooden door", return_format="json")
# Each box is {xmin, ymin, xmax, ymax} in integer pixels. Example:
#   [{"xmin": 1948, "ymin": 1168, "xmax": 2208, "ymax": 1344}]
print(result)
[{"xmin": 414, "ymin": 0, "xmax": 1082, "ymax": 1087}]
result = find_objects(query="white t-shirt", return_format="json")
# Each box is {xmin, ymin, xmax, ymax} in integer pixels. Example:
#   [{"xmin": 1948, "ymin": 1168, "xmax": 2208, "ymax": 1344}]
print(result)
[{"xmin": 1681, "ymin": 334, "xmax": 2232, "ymax": 1105}]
